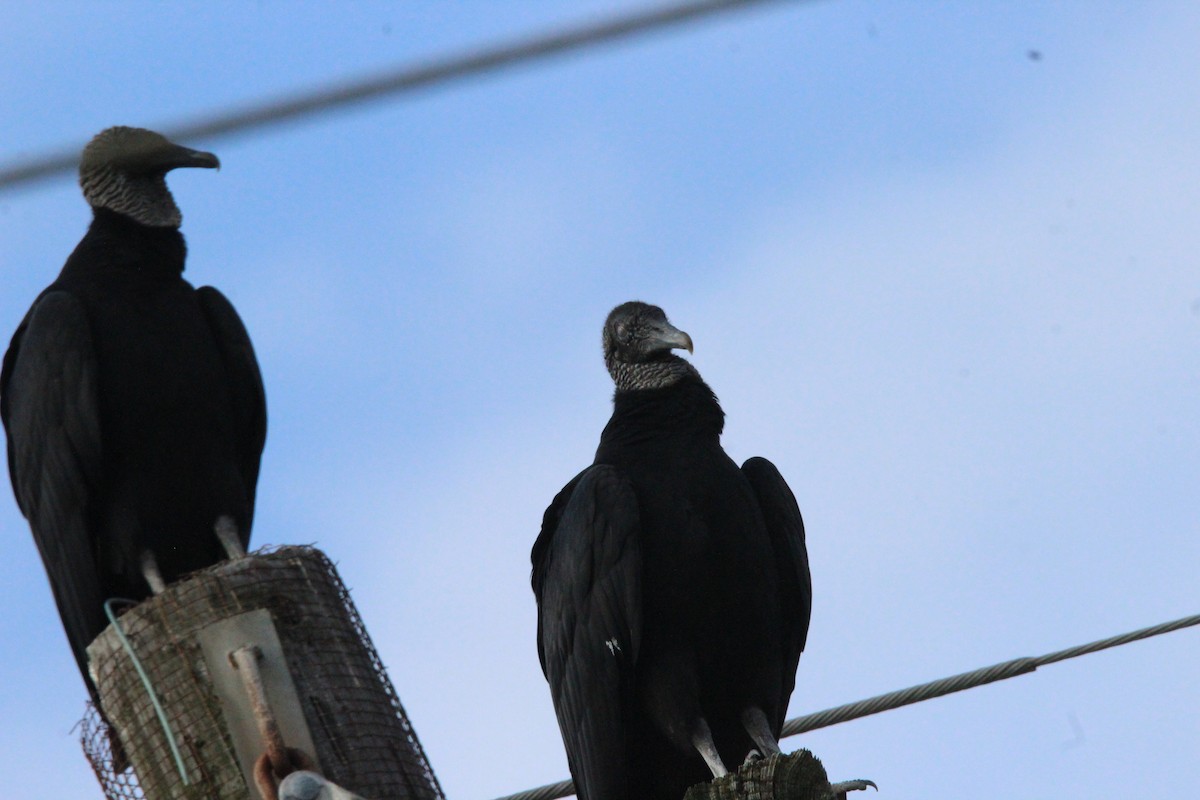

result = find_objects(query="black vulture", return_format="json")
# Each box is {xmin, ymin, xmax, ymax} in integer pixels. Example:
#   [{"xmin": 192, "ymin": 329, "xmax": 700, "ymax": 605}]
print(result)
[
  {"xmin": 532, "ymin": 302, "xmax": 811, "ymax": 800},
  {"xmin": 1, "ymin": 127, "xmax": 266, "ymax": 739}
]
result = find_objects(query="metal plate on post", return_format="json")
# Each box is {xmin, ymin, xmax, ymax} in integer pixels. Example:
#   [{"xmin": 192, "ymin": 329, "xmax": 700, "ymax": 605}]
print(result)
[{"xmin": 198, "ymin": 608, "xmax": 321, "ymax": 794}]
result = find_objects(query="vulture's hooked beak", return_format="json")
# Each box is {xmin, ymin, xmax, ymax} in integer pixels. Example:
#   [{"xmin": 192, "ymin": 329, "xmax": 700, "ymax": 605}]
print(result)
[
  {"xmin": 157, "ymin": 143, "xmax": 220, "ymax": 172},
  {"xmin": 649, "ymin": 320, "xmax": 694, "ymax": 355},
  {"xmin": 124, "ymin": 140, "xmax": 220, "ymax": 174}
]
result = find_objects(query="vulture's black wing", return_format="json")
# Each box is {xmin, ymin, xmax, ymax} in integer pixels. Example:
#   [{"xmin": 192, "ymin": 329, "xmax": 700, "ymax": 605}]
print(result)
[
  {"xmin": 2, "ymin": 290, "xmax": 106, "ymax": 685},
  {"xmin": 741, "ymin": 456, "xmax": 811, "ymax": 728},
  {"xmin": 195, "ymin": 286, "xmax": 267, "ymax": 535},
  {"xmin": 532, "ymin": 464, "xmax": 642, "ymax": 800}
]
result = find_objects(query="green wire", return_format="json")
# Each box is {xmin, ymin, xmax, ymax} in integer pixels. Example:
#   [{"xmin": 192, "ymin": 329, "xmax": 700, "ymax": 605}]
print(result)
[{"xmin": 103, "ymin": 598, "xmax": 191, "ymax": 786}]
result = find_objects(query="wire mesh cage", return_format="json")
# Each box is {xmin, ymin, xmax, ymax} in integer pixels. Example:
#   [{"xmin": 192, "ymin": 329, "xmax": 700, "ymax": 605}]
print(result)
[
  {"xmin": 82, "ymin": 706, "xmax": 147, "ymax": 800},
  {"xmin": 84, "ymin": 545, "xmax": 444, "ymax": 800}
]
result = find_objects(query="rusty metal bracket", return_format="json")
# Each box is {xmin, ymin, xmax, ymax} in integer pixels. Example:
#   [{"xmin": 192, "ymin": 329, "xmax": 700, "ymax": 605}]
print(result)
[{"xmin": 198, "ymin": 609, "xmax": 320, "ymax": 796}]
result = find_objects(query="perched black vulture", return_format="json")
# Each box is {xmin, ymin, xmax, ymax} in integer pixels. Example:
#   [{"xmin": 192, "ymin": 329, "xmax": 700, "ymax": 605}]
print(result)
[
  {"xmin": 1, "ymin": 127, "xmax": 266, "ymax": 732},
  {"xmin": 532, "ymin": 302, "xmax": 811, "ymax": 800}
]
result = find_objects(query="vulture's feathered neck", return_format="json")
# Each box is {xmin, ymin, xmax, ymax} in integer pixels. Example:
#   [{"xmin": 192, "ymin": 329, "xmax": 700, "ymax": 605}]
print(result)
[
  {"xmin": 70, "ymin": 207, "xmax": 190, "ymax": 279},
  {"xmin": 605, "ymin": 369, "xmax": 726, "ymax": 441}
]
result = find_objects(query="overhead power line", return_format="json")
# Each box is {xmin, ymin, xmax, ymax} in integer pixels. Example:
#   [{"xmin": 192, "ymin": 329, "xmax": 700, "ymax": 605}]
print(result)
[
  {"xmin": 0, "ymin": 0, "xmax": 805, "ymax": 192},
  {"xmin": 492, "ymin": 610, "xmax": 1200, "ymax": 800},
  {"xmin": 780, "ymin": 609, "xmax": 1200, "ymax": 737}
]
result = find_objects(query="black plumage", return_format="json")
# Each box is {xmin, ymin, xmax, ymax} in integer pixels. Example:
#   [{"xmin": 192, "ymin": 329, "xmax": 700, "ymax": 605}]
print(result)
[
  {"xmin": 532, "ymin": 302, "xmax": 811, "ymax": 800},
  {"xmin": 1, "ymin": 127, "xmax": 266, "ymax": 719}
]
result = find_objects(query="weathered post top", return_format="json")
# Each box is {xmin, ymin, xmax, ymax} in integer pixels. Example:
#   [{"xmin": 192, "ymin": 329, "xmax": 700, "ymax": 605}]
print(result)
[
  {"xmin": 84, "ymin": 545, "xmax": 443, "ymax": 800},
  {"xmin": 684, "ymin": 751, "xmax": 875, "ymax": 800}
]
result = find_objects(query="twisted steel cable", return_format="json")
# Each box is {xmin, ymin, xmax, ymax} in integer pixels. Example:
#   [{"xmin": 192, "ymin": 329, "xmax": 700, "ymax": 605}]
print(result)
[{"xmin": 493, "ymin": 611, "xmax": 1200, "ymax": 800}]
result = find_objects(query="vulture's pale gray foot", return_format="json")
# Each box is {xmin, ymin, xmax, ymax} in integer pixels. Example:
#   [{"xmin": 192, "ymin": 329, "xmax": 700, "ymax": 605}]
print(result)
[
  {"xmin": 140, "ymin": 551, "xmax": 166, "ymax": 595},
  {"xmin": 215, "ymin": 514, "xmax": 246, "ymax": 559},
  {"xmin": 740, "ymin": 706, "xmax": 783, "ymax": 757},
  {"xmin": 742, "ymin": 748, "xmax": 764, "ymax": 766},
  {"xmin": 830, "ymin": 779, "xmax": 878, "ymax": 797},
  {"xmin": 691, "ymin": 719, "xmax": 729, "ymax": 779}
]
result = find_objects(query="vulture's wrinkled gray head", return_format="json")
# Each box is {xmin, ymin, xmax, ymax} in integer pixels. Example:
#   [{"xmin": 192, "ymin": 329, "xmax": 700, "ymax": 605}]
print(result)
[
  {"xmin": 603, "ymin": 301, "xmax": 698, "ymax": 391},
  {"xmin": 79, "ymin": 126, "xmax": 219, "ymax": 228}
]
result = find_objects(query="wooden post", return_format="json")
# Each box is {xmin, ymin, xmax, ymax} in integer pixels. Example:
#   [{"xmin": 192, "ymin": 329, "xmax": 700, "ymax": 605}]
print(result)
[{"xmin": 84, "ymin": 546, "xmax": 443, "ymax": 800}]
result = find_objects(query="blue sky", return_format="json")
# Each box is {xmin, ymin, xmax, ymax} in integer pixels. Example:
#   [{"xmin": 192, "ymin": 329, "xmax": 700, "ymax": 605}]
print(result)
[{"xmin": 1, "ymin": 2, "xmax": 1197, "ymax": 798}]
